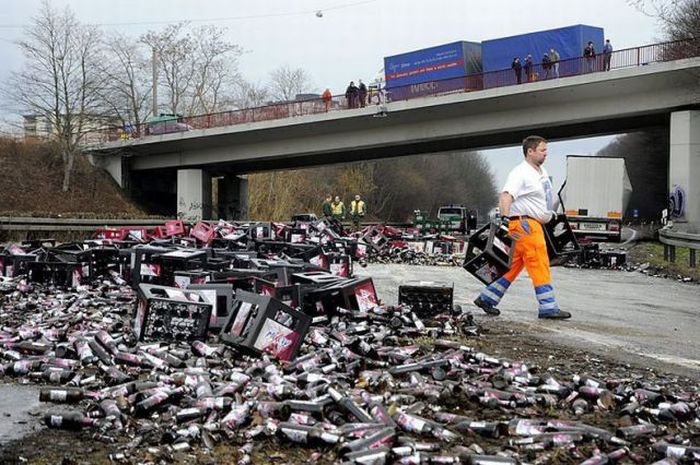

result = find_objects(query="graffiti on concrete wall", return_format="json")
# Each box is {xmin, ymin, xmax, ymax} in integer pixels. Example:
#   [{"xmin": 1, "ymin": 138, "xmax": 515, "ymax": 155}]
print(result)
[{"xmin": 668, "ymin": 184, "xmax": 686, "ymax": 218}]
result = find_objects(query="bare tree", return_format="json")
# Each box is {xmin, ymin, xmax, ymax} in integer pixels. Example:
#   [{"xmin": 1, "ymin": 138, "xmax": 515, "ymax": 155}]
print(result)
[
  {"xmin": 7, "ymin": 1, "xmax": 107, "ymax": 191},
  {"xmin": 268, "ymin": 65, "xmax": 315, "ymax": 101},
  {"xmin": 232, "ymin": 79, "xmax": 270, "ymax": 109},
  {"xmin": 98, "ymin": 34, "xmax": 152, "ymax": 127},
  {"xmin": 141, "ymin": 23, "xmax": 242, "ymax": 116},
  {"xmin": 628, "ymin": 0, "xmax": 700, "ymax": 44}
]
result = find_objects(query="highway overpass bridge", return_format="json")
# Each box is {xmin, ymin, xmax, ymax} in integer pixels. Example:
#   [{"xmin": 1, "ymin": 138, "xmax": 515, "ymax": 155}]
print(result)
[{"xmin": 89, "ymin": 56, "xmax": 700, "ymax": 235}]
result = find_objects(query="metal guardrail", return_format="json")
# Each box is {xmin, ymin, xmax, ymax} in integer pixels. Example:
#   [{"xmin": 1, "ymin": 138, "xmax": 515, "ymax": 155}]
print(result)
[
  {"xmin": 0, "ymin": 217, "xmax": 414, "ymax": 233},
  {"xmin": 0, "ymin": 217, "xmax": 167, "ymax": 232},
  {"xmin": 85, "ymin": 37, "xmax": 700, "ymax": 145},
  {"xmin": 658, "ymin": 227, "xmax": 699, "ymax": 268}
]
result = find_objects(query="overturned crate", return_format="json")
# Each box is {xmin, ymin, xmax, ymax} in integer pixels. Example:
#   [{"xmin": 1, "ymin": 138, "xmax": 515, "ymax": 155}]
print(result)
[
  {"xmin": 398, "ymin": 281, "xmax": 454, "ymax": 317},
  {"xmin": 134, "ymin": 284, "xmax": 212, "ymax": 342},
  {"xmin": 463, "ymin": 223, "xmax": 515, "ymax": 285},
  {"xmin": 220, "ymin": 290, "xmax": 311, "ymax": 361}
]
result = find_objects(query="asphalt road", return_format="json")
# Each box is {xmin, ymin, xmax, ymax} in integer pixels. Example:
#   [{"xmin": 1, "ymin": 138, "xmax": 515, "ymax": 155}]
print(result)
[{"xmin": 357, "ymin": 263, "xmax": 700, "ymax": 377}]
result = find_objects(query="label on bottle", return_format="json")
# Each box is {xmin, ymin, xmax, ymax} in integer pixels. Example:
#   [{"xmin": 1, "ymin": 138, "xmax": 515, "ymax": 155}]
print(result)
[
  {"xmin": 666, "ymin": 446, "xmax": 686, "ymax": 458},
  {"xmin": 50, "ymin": 390, "xmax": 68, "ymax": 402},
  {"xmin": 50, "ymin": 415, "xmax": 63, "ymax": 427},
  {"xmin": 282, "ymin": 427, "xmax": 308, "ymax": 443}
]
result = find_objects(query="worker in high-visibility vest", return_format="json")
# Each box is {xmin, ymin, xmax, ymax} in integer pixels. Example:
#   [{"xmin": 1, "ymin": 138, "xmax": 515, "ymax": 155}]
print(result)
[
  {"xmin": 350, "ymin": 194, "xmax": 367, "ymax": 231},
  {"xmin": 474, "ymin": 135, "xmax": 571, "ymax": 320},
  {"xmin": 330, "ymin": 195, "xmax": 345, "ymax": 221}
]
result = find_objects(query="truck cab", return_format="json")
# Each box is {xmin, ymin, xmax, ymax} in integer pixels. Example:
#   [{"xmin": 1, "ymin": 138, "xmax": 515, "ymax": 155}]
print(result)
[{"xmin": 437, "ymin": 205, "xmax": 476, "ymax": 235}]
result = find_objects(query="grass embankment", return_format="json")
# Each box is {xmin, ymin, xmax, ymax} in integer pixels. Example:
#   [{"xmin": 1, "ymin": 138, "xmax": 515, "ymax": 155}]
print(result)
[
  {"xmin": 0, "ymin": 138, "xmax": 145, "ymax": 218},
  {"xmin": 628, "ymin": 241, "xmax": 700, "ymax": 282}
]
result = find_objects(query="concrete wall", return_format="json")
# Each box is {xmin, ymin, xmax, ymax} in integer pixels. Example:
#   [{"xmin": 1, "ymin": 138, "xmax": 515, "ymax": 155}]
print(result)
[{"xmin": 669, "ymin": 110, "xmax": 700, "ymax": 233}]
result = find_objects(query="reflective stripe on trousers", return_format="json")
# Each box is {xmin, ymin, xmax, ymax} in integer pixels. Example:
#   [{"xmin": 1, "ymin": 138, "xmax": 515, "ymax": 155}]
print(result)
[{"xmin": 478, "ymin": 218, "xmax": 560, "ymax": 316}]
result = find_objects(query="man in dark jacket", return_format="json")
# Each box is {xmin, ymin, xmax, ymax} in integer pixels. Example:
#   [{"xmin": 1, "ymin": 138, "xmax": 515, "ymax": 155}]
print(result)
[
  {"xmin": 345, "ymin": 81, "xmax": 359, "ymax": 109},
  {"xmin": 583, "ymin": 41, "xmax": 596, "ymax": 73},
  {"xmin": 524, "ymin": 54, "xmax": 533, "ymax": 82},
  {"xmin": 512, "ymin": 57, "xmax": 523, "ymax": 84},
  {"xmin": 358, "ymin": 80, "xmax": 367, "ymax": 107},
  {"xmin": 322, "ymin": 194, "xmax": 333, "ymax": 217},
  {"xmin": 541, "ymin": 53, "xmax": 552, "ymax": 79}
]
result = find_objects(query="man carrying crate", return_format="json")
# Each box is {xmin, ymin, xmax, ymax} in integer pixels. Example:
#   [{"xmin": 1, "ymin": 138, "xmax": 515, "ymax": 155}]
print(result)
[{"xmin": 473, "ymin": 135, "xmax": 572, "ymax": 320}]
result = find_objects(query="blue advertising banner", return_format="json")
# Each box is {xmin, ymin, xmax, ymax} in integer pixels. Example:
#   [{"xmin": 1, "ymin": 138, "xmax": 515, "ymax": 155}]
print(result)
[{"xmin": 384, "ymin": 41, "xmax": 481, "ymax": 89}]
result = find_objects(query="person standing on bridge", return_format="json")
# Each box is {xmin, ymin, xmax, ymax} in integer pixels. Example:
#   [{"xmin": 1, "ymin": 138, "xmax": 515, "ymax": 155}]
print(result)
[
  {"xmin": 583, "ymin": 41, "xmax": 596, "ymax": 73},
  {"xmin": 549, "ymin": 48, "xmax": 560, "ymax": 78},
  {"xmin": 331, "ymin": 195, "xmax": 346, "ymax": 221},
  {"xmin": 322, "ymin": 88, "xmax": 333, "ymax": 112},
  {"xmin": 345, "ymin": 81, "xmax": 359, "ymax": 109},
  {"xmin": 358, "ymin": 80, "xmax": 368, "ymax": 107},
  {"xmin": 473, "ymin": 135, "xmax": 572, "ymax": 320},
  {"xmin": 350, "ymin": 194, "xmax": 367, "ymax": 231},
  {"xmin": 541, "ymin": 53, "xmax": 552, "ymax": 79},
  {"xmin": 512, "ymin": 57, "xmax": 523, "ymax": 84},
  {"xmin": 603, "ymin": 39, "xmax": 613, "ymax": 71},
  {"xmin": 524, "ymin": 54, "xmax": 534, "ymax": 82}
]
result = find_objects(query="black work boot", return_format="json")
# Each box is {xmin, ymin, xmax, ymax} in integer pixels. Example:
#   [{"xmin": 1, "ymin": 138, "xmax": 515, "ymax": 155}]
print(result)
[
  {"xmin": 538, "ymin": 310, "xmax": 572, "ymax": 320},
  {"xmin": 473, "ymin": 296, "xmax": 500, "ymax": 316}
]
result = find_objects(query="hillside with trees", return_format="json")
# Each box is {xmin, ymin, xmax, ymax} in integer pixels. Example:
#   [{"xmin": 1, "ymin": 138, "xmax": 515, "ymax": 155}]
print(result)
[{"xmin": 248, "ymin": 152, "xmax": 498, "ymax": 222}]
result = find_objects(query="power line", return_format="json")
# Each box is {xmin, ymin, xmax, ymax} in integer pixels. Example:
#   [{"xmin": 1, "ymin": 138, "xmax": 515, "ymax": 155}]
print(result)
[{"xmin": 0, "ymin": 0, "xmax": 378, "ymax": 29}]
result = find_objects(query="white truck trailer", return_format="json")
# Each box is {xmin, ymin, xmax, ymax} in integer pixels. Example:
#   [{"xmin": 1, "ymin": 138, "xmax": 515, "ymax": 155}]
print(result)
[{"xmin": 562, "ymin": 156, "xmax": 633, "ymax": 242}]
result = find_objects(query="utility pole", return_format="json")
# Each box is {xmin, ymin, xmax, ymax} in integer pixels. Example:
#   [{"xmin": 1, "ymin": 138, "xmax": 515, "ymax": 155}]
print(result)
[{"xmin": 151, "ymin": 47, "xmax": 158, "ymax": 117}]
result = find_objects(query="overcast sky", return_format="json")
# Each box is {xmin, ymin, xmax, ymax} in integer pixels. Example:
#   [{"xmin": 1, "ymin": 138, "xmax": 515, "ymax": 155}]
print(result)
[{"xmin": 0, "ymin": 0, "xmax": 664, "ymax": 194}]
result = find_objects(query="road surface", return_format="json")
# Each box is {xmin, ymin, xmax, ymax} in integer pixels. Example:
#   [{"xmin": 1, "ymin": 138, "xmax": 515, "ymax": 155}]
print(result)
[{"xmin": 357, "ymin": 263, "xmax": 700, "ymax": 377}]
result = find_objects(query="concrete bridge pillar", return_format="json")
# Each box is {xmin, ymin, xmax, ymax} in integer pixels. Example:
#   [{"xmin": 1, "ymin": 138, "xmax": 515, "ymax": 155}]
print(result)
[
  {"xmin": 669, "ymin": 110, "xmax": 700, "ymax": 233},
  {"xmin": 216, "ymin": 175, "xmax": 248, "ymax": 220},
  {"xmin": 177, "ymin": 169, "xmax": 212, "ymax": 222}
]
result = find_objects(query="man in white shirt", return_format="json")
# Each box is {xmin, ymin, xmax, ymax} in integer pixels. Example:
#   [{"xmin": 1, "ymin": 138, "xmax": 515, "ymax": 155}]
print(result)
[{"xmin": 474, "ymin": 135, "xmax": 571, "ymax": 319}]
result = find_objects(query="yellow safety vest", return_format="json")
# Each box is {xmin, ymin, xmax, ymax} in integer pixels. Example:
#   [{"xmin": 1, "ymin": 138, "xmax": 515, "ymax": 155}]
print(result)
[
  {"xmin": 351, "ymin": 200, "xmax": 366, "ymax": 216},
  {"xmin": 331, "ymin": 201, "xmax": 345, "ymax": 215}
]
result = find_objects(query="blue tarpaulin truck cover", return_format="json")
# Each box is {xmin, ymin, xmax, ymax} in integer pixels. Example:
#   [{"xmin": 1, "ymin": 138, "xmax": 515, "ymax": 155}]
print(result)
[
  {"xmin": 481, "ymin": 24, "xmax": 604, "ymax": 86},
  {"xmin": 384, "ymin": 41, "xmax": 482, "ymax": 98}
]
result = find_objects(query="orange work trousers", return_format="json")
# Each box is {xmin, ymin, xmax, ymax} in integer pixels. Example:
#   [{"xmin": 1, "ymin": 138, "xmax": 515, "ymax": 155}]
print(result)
[{"xmin": 478, "ymin": 218, "xmax": 560, "ymax": 316}]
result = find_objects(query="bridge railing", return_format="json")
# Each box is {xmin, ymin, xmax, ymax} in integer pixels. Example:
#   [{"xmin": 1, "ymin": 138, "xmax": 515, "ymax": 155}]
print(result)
[{"xmin": 90, "ymin": 37, "xmax": 700, "ymax": 145}]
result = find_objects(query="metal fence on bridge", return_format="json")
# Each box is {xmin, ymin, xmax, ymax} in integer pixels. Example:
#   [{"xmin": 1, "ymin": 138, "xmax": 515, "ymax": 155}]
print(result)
[{"xmin": 89, "ymin": 37, "xmax": 700, "ymax": 145}]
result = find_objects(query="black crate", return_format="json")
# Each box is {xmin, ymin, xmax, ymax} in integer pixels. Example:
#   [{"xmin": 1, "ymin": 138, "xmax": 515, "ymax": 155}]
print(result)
[
  {"xmin": 134, "ymin": 284, "xmax": 212, "ymax": 342},
  {"xmin": 130, "ymin": 245, "xmax": 175, "ymax": 286},
  {"xmin": 0, "ymin": 253, "xmax": 38, "ymax": 278},
  {"xmin": 301, "ymin": 277, "xmax": 379, "ymax": 316},
  {"xmin": 361, "ymin": 227, "xmax": 389, "ymax": 251},
  {"xmin": 398, "ymin": 281, "xmax": 453, "ymax": 317},
  {"xmin": 210, "ymin": 269, "xmax": 279, "ymax": 291},
  {"xmin": 187, "ymin": 283, "xmax": 234, "ymax": 330},
  {"xmin": 544, "ymin": 214, "xmax": 581, "ymax": 265},
  {"xmin": 463, "ymin": 223, "xmax": 515, "ymax": 285},
  {"xmin": 158, "ymin": 249, "xmax": 208, "ymax": 286},
  {"xmin": 248, "ymin": 222, "xmax": 274, "ymax": 241},
  {"xmin": 328, "ymin": 253, "xmax": 352, "ymax": 278},
  {"xmin": 253, "ymin": 278, "xmax": 302, "ymax": 309},
  {"xmin": 174, "ymin": 269, "xmax": 212, "ymax": 288},
  {"xmin": 89, "ymin": 247, "xmax": 120, "ymax": 278},
  {"xmin": 288, "ymin": 228, "xmax": 307, "ymax": 244},
  {"xmin": 599, "ymin": 251, "xmax": 627, "ymax": 268},
  {"xmin": 220, "ymin": 290, "xmax": 311, "ymax": 361},
  {"xmin": 291, "ymin": 271, "xmax": 341, "ymax": 286},
  {"xmin": 27, "ymin": 261, "xmax": 84, "ymax": 288}
]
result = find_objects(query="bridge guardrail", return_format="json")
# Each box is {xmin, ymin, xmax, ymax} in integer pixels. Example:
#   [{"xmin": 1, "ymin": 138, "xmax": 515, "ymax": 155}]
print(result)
[{"xmin": 86, "ymin": 37, "xmax": 700, "ymax": 146}]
